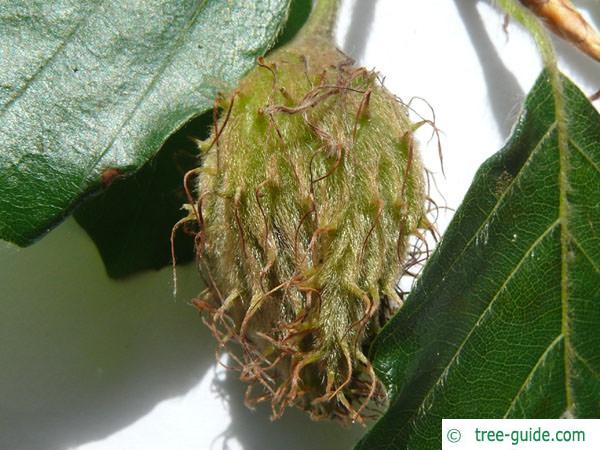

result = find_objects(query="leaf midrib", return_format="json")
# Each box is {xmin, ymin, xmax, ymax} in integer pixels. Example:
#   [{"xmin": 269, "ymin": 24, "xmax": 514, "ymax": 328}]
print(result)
[{"xmin": 554, "ymin": 73, "xmax": 572, "ymax": 415}]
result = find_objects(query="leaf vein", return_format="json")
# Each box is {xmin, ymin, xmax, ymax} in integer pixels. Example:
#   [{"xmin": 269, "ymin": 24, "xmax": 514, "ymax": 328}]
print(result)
[
  {"xmin": 570, "ymin": 235, "xmax": 600, "ymax": 274},
  {"xmin": 569, "ymin": 139, "xmax": 600, "ymax": 177},
  {"xmin": 377, "ymin": 121, "xmax": 558, "ymax": 357},
  {"xmin": 404, "ymin": 218, "xmax": 559, "ymax": 429},
  {"xmin": 572, "ymin": 347, "xmax": 600, "ymax": 380},
  {"xmin": 78, "ymin": 0, "xmax": 209, "ymax": 188},
  {"xmin": 419, "ymin": 122, "xmax": 558, "ymax": 297},
  {"xmin": 503, "ymin": 334, "xmax": 563, "ymax": 418},
  {"xmin": 0, "ymin": 1, "xmax": 106, "ymax": 116},
  {"xmin": 80, "ymin": 0, "xmax": 207, "ymax": 188}
]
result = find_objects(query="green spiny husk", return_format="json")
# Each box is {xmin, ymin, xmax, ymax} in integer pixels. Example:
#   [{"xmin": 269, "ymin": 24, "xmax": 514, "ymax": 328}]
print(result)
[{"xmin": 189, "ymin": 38, "xmax": 426, "ymax": 423}]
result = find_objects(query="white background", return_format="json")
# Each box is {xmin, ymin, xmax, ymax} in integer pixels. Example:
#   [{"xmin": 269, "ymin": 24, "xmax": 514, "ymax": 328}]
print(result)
[{"xmin": 1, "ymin": 1, "xmax": 599, "ymax": 449}]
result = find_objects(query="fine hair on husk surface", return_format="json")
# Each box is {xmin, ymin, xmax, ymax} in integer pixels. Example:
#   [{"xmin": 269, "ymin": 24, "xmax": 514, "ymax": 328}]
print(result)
[{"xmin": 173, "ymin": 36, "xmax": 439, "ymax": 424}]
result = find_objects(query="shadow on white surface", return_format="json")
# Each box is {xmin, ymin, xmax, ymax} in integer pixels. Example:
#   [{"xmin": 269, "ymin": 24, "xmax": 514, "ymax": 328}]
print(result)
[
  {"xmin": 214, "ymin": 371, "xmax": 365, "ymax": 450},
  {"xmin": 342, "ymin": 0, "xmax": 378, "ymax": 62},
  {"xmin": 0, "ymin": 219, "xmax": 212, "ymax": 450},
  {"xmin": 455, "ymin": 0, "xmax": 524, "ymax": 137},
  {"xmin": 0, "ymin": 220, "xmax": 367, "ymax": 450}
]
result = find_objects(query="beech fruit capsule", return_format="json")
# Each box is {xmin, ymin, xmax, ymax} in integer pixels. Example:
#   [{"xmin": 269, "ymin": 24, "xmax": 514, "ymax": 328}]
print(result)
[{"xmin": 190, "ymin": 40, "xmax": 426, "ymax": 423}]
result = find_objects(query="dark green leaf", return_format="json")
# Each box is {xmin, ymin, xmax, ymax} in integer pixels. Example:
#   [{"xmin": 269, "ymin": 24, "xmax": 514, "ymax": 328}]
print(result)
[
  {"xmin": 272, "ymin": 0, "xmax": 312, "ymax": 50},
  {"xmin": 73, "ymin": 112, "xmax": 211, "ymax": 278},
  {"xmin": 0, "ymin": 0, "xmax": 290, "ymax": 246},
  {"xmin": 71, "ymin": 0, "xmax": 311, "ymax": 278},
  {"xmin": 357, "ymin": 71, "xmax": 600, "ymax": 449}
]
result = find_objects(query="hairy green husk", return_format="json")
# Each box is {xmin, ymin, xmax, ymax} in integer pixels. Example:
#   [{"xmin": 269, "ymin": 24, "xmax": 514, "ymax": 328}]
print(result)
[{"xmin": 189, "ymin": 35, "xmax": 426, "ymax": 422}]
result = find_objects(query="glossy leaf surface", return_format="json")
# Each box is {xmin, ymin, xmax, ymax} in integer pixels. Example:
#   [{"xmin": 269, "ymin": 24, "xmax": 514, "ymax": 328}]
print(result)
[{"xmin": 0, "ymin": 0, "xmax": 289, "ymax": 245}]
